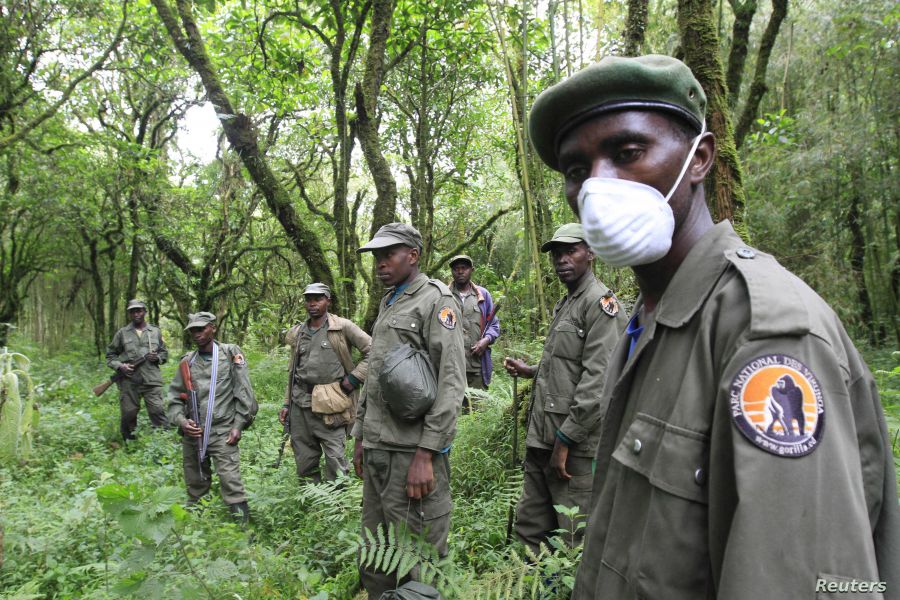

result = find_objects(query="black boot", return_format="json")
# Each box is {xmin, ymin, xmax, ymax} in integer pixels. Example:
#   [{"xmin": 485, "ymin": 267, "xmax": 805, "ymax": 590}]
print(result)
[{"xmin": 228, "ymin": 501, "xmax": 250, "ymax": 525}]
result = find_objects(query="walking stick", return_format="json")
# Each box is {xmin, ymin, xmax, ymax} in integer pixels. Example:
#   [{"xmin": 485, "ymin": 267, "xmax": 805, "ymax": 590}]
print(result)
[{"xmin": 505, "ymin": 374, "xmax": 520, "ymax": 543}]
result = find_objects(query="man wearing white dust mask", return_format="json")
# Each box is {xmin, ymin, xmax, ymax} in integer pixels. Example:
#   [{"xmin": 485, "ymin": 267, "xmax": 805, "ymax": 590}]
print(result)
[{"xmin": 528, "ymin": 55, "xmax": 899, "ymax": 600}]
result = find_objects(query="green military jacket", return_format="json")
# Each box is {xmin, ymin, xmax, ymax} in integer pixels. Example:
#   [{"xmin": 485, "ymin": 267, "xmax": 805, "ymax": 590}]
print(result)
[
  {"xmin": 573, "ymin": 221, "xmax": 900, "ymax": 600},
  {"xmin": 351, "ymin": 272, "xmax": 466, "ymax": 453},
  {"xmin": 284, "ymin": 313, "xmax": 372, "ymax": 408},
  {"xmin": 526, "ymin": 271, "xmax": 626, "ymax": 458},
  {"xmin": 105, "ymin": 323, "xmax": 168, "ymax": 386},
  {"xmin": 451, "ymin": 286, "xmax": 485, "ymax": 373},
  {"xmin": 167, "ymin": 342, "xmax": 257, "ymax": 433}
]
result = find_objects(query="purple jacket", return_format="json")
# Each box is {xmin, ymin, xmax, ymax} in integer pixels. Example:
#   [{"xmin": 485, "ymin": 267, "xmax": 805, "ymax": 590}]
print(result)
[{"xmin": 474, "ymin": 284, "xmax": 500, "ymax": 386}]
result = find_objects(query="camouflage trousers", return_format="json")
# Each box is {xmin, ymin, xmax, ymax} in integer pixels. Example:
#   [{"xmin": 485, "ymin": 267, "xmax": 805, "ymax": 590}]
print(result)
[
  {"xmin": 515, "ymin": 447, "xmax": 593, "ymax": 554},
  {"xmin": 118, "ymin": 381, "xmax": 167, "ymax": 440},
  {"xmin": 181, "ymin": 432, "xmax": 247, "ymax": 505},
  {"xmin": 359, "ymin": 449, "xmax": 452, "ymax": 600},
  {"xmin": 289, "ymin": 403, "xmax": 348, "ymax": 482}
]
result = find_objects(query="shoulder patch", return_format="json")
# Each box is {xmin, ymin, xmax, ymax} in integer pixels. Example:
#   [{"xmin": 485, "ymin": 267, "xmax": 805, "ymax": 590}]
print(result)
[
  {"xmin": 600, "ymin": 293, "xmax": 619, "ymax": 317},
  {"xmin": 730, "ymin": 354, "xmax": 824, "ymax": 457},
  {"xmin": 437, "ymin": 306, "xmax": 457, "ymax": 330}
]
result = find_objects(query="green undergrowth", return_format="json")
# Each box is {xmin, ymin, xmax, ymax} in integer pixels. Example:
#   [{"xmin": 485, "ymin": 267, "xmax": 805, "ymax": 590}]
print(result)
[{"xmin": 1, "ymin": 338, "xmax": 897, "ymax": 599}]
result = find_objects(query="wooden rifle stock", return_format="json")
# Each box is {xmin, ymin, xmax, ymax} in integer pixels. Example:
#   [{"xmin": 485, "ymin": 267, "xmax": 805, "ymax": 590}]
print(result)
[
  {"xmin": 179, "ymin": 358, "xmax": 206, "ymax": 480},
  {"xmin": 93, "ymin": 355, "xmax": 149, "ymax": 396}
]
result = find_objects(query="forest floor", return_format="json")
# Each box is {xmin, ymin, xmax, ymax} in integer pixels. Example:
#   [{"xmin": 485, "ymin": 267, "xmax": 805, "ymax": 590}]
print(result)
[{"xmin": 1, "ymin": 337, "xmax": 897, "ymax": 599}]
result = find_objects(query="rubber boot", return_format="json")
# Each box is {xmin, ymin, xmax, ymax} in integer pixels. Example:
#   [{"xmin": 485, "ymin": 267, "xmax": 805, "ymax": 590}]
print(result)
[{"xmin": 228, "ymin": 501, "xmax": 250, "ymax": 525}]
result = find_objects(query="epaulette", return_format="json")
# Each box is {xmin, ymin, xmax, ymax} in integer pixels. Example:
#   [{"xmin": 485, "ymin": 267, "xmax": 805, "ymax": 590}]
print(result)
[
  {"xmin": 724, "ymin": 246, "xmax": 810, "ymax": 340},
  {"xmin": 427, "ymin": 278, "xmax": 453, "ymax": 297}
]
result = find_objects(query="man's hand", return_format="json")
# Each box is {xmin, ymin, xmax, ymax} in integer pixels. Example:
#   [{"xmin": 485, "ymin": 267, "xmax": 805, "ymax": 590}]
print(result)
[
  {"xmin": 278, "ymin": 406, "xmax": 288, "ymax": 424},
  {"xmin": 353, "ymin": 437, "xmax": 364, "ymax": 478},
  {"xmin": 339, "ymin": 375, "xmax": 355, "ymax": 395},
  {"xmin": 503, "ymin": 357, "xmax": 536, "ymax": 379},
  {"xmin": 471, "ymin": 337, "xmax": 491, "ymax": 357},
  {"xmin": 407, "ymin": 447, "xmax": 436, "ymax": 499},
  {"xmin": 118, "ymin": 363, "xmax": 135, "ymax": 376},
  {"xmin": 550, "ymin": 438, "xmax": 571, "ymax": 480},
  {"xmin": 225, "ymin": 428, "xmax": 242, "ymax": 445},
  {"xmin": 181, "ymin": 419, "xmax": 202, "ymax": 438},
  {"xmin": 146, "ymin": 352, "xmax": 160, "ymax": 364}
]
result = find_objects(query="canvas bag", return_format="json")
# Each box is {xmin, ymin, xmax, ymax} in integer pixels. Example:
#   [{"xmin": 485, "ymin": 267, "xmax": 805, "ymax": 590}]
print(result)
[{"xmin": 378, "ymin": 343, "xmax": 437, "ymax": 421}]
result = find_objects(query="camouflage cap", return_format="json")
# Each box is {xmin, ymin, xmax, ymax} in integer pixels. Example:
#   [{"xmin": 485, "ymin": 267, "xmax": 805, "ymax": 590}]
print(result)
[
  {"xmin": 126, "ymin": 299, "xmax": 146, "ymax": 311},
  {"xmin": 184, "ymin": 311, "xmax": 216, "ymax": 331},
  {"xmin": 529, "ymin": 54, "xmax": 707, "ymax": 171},
  {"xmin": 448, "ymin": 254, "xmax": 473, "ymax": 267},
  {"xmin": 303, "ymin": 282, "xmax": 332, "ymax": 298},
  {"xmin": 357, "ymin": 222, "xmax": 423, "ymax": 253},
  {"xmin": 541, "ymin": 223, "xmax": 587, "ymax": 252}
]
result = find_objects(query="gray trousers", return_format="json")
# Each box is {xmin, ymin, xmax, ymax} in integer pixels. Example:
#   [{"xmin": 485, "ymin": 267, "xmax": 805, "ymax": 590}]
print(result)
[
  {"xmin": 289, "ymin": 403, "xmax": 348, "ymax": 482},
  {"xmin": 515, "ymin": 447, "xmax": 593, "ymax": 553},
  {"xmin": 359, "ymin": 449, "xmax": 452, "ymax": 600},
  {"xmin": 118, "ymin": 381, "xmax": 167, "ymax": 440},
  {"xmin": 181, "ymin": 433, "xmax": 247, "ymax": 505}
]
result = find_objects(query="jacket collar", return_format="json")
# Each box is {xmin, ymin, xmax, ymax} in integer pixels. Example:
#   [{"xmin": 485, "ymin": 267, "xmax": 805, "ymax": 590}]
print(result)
[
  {"xmin": 450, "ymin": 281, "xmax": 485, "ymax": 303},
  {"xmin": 655, "ymin": 220, "xmax": 743, "ymax": 328},
  {"xmin": 383, "ymin": 271, "xmax": 429, "ymax": 299}
]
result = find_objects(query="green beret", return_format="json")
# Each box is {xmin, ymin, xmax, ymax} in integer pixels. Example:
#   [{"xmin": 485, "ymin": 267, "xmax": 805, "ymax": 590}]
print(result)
[
  {"xmin": 304, "ymin": 282, "xmax": 331, "ymax": 298},
  {"xmin": 126, "ymin": 299, "xmax": 146, "ymax": 311},
  {"xmin": 358, "ymin": 222, "xmax": 423, "ymax": 253},
  {"xmin": 184, "ymin": 311, "xmax": 216, "ymax": 331},
  {"xmin": 529, "ymin": 54, "xmax": 707, "ymax": 171},
  {"xmin": 541, "ymin": 223, "xmax": 587, "ymax": 252}
]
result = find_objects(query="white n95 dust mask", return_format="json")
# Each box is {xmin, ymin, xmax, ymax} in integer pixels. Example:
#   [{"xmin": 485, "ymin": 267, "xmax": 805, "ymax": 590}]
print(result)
[{"xmin": 577, "ymin": 121, "xmax": 706, "ymax": 267}]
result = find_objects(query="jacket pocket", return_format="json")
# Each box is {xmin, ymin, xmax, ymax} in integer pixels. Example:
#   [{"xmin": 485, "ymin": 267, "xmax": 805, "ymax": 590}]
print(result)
[
  {"xmin": 602, "ymin": 413, "xmax": 711, "ymax": 599},
  {"xmin": 552, "ymin": 321, "xmax": 586, "ymax": 361}
]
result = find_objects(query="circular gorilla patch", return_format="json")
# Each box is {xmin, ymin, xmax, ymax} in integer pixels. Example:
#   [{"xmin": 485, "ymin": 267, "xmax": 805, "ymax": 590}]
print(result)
[{"xmin": 729, "ymin": 354, "xmax": 824, "ymax": 457}]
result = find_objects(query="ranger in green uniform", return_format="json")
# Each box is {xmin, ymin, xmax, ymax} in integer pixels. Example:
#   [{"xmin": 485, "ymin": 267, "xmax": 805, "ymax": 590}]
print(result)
[
  {"xmin": 448, "ymin": 254, "xmax": 500, "ymax": 412},
  {"xmin": 528, "ymin": 54, "xmax": 900, "ymax": 599},
  {"xmin": 105, "ymin": 299, "xmax": 168, "ymax": 440},
  {"xmin": 168, "ymin": 312, "xmax": 258, "ymax": 523},
  {"xmin": 279, "ymin": 282, "xmax": 371, "ymax": 482},
  {"xmin": 352, "ymin": 223, "xmax": 466, "ymax": 599},
  {"xmin": 503, "ymin": 223, "xmax": 625, "ymax": 553}
]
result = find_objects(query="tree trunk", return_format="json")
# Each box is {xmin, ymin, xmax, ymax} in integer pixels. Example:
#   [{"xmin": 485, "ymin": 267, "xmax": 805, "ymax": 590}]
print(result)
[
  {"xmin": 734, "ymin": 0, "xmax": 789, "ymax": 148},
  {"xmin": 150, "ymin": 0, "xmax": 336, "ymax": 307},
  {"xmin": 724, "ymin": 0, "xmax": 758, "ymax": 108},
  {"xmin": 677, "ymin": 0, "xmax": 746, "ymax": 223},
  {"xmin": 356, "ymin": 0, "xmax": 399, "ymax": 330},
  {"xmin": 846, "ymin": 169, "xmax": 876, "ymax": 345},
  {"xmin": 622, "ymin": 0, "xmax": 650, "ymax": 56}
]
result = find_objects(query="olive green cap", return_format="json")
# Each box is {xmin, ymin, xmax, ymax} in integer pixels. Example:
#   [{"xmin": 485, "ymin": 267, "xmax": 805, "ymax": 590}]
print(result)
[
  {"xmin": 529, "ymin": 54, "xmax": 707, "ymax": 171},
  {"xmin": 448, "ymin": 255, "xmax": 473, "ymax": 268},
  {"xmin": 303, "ymin": 282, "xmax": 331, "ymax": 298},
  {"xmin": 126, "ymin": 299, "xmax": 146, "ymax": 311},
  {"xmin": 541, "ymin": 223, "xmax": 587, "ymax": 251},
  {"xmin": 358, "ymin": 222, "xmax": 423, "ymax": 253},
  {"xmin": 184, "ymin": 311, "xmax": 216, "ymax": 330}
]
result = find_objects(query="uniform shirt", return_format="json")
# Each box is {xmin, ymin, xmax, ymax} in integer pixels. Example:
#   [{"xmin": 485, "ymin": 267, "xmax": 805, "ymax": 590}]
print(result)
[
  {"xmin": 455, "ymin": 288, "xmax": 485, "ymax": 373},
  {"xmin": 167, "ymin": 342, "xmax": 256, "ymax": 433},
  {"xmin": 284, "ymin": 313, "xmax": 372, "ymax": 407},
  {"xmin": 105, "ymin": 323, "xmax": 168, "ymax": 386},
  {"xmin": 526, "ymin": 271, "xmax": 625, "ymax": 458},
  {"xmin": 572, "ymin": 221, "xmax": 900, "ymax": 600},
  {"xmin": 351, "ymin": 272, "xmax": 466, "ymax": 453}
]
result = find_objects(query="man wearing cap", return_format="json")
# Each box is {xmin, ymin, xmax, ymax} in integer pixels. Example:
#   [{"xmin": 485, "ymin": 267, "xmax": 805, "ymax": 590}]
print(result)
[
  {"xmin": 279, "ymin": 283, "xmax": 372, "ymax": 482},
  {"xmin": 167, "ymin": 312, "xmax": 258, "ymax": 523},
  {"xmin": 503, "ymin": 223, "xmax": 625, "ymax": 553},
  {"xmin": 353, "ymin": 222, "xmax": 466, "ymax": 598},
  {"xmin": 105, "ymin": 299, "xmax": 168, "ymax": 440},
  {"xmin": 448, "ymin": 255, "xmax": 500, "ymax": 412},
  {"xmin": 528, "ymin": 55, "xmax": 900, "ymax": 599}
]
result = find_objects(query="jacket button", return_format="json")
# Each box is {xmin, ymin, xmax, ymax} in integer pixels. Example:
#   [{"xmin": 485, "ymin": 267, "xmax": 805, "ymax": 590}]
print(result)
[
  {"xmin": 736, "ymin": 247, "xmax": 756, "ymax": 259},
  {"xmin": 391, "ymin": 319, "xmax": 396, "ymax": 325},
  {"xmin": 632, "ymin": 439, "xmax": 642, "ymax": 454},
  {"xmin": 578, "ymin": 329, "xmax": 584, "ymax": 335},
  {"xmin": 549, "ymin": 403, "xmax": 554, "ymax": 408},
  {"xmin": 411, "ymin": 323, "xmax": 416, "ymax": 328},
  {"xmin": 694, "ymin": 468, "xmax": 706, "ymax": 485}
]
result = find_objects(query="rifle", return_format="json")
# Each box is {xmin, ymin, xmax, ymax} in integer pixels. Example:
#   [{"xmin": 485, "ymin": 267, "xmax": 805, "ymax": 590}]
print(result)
[
  {"xmin": 178, "ymin": 358, "xmax": 206, "ymax": 481},
  {"xmin": 93, "ymin": 355, "xmax": 148, "ymax": 397},
  {"xmin": 270, "ymin": 411, "xmax": 291, "ymax": 468}
]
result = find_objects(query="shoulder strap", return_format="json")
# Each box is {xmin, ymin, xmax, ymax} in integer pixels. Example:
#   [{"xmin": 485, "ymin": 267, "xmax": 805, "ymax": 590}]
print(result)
[{"xmin": 327, "ymin": 319, "xmax": 356, "ymax": 374}]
